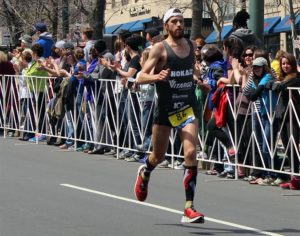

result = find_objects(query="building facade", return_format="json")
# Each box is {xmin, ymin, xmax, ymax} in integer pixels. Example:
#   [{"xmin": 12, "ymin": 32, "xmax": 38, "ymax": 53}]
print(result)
[{"xmin": 105, "ymin": 0, "xmax": 300, "ymax": 55}]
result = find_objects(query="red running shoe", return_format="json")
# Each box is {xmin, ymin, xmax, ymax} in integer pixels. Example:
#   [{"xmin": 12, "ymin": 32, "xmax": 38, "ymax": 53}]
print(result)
[
  {"xmin": 181, "ymin": 207, "xmax": 205, "ymax": 223},
  {"xmin": 134, "ymin": 165, "xmax": 149, "ymax": 201}
]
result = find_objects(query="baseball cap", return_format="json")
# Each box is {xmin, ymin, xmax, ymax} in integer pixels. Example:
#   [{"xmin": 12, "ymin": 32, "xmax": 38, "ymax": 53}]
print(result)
[
  {"xmin": 252, "ymin": 57, "xmax": 268, "ymax": 67},
  {"xmin": 55, "ymin": 40, "xmax": 66, "ymax": 49},
  {"xmin": 35, "ymin": 22, "xmax": 47, "ymax": 32},
  {"xmin": 163, "ymin": 8, "xmax": 183, "ymax": 23},
  {"xmin": 19, "ymin": 34, "xmax": 32, "ymax": 44},
  {"xmin": 63, "ymin": 42, "xmax": 74, "ymax": 49},
  {"xmin": 145, "ymin": 28, "xmax": 160, "ymax": 38}
]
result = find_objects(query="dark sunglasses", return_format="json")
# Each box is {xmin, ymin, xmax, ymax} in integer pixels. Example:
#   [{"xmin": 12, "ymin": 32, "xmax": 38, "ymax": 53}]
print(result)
[{"xmin": 244, "ymin": 53, "xmax": 253, "ymax": 57}]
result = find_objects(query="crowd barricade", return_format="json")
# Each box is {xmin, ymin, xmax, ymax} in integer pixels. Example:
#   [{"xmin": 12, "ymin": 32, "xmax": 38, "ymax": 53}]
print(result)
[{"xmin": 0, "ymin": 75, "xmax": 299, "ymax": 178}]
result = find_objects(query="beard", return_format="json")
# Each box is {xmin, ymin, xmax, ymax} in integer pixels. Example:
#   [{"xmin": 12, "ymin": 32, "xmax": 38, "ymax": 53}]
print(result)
[{"xmin": 169, "ymin": 29, "xmax": 184, "ymax": 39}]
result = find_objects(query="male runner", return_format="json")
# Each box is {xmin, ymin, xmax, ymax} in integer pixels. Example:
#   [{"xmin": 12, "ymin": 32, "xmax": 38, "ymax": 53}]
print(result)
[{"xmin": 134, "ymin": 8, "xmax": 204, "ymax": 223}]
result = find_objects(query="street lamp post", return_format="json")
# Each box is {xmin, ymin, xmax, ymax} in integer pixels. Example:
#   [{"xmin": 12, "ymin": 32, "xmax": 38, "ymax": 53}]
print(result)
[{"xmin": 248, "ymin": 0, "xmax": 264, "ymax": 45}]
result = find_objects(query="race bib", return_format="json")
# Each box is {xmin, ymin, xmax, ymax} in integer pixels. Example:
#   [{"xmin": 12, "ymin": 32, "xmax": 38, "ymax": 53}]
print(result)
[{"xmin": 168, "ymin": 106, "xmax": 195, "ymax": 128}]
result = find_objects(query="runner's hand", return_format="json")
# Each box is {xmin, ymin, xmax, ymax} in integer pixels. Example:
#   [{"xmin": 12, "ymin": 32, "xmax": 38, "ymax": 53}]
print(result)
[{"xmin": 157, "ymin": 68, "xmax": 170, "ymax": 81}]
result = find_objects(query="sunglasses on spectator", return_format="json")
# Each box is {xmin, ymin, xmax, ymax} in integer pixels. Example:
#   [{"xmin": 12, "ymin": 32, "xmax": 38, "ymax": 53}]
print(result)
[{"xmin": 244, "ymin": 53, "xmax": 253, "ymax": 57}]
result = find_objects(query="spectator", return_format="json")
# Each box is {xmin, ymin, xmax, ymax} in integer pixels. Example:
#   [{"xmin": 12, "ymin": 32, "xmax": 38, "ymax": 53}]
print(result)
[
  {"xmin": 244, "ymin": 57, "xmax": 278, "ymax": 185},
  {"xmin": 87, "ymin": 40, "xmax": 116, "ymax": 154},
  {"xmin": 127, "ymin": 48, "xmax": 154, "ymax": 162},
  {"xmin": 271, "ymin": 50, "xmax": 285, "ymax": 79},
  {"xmin": 0, "ymin": 51, "xmax": 15, "ymax": 136},
  {"xmin": 232, "ymin": 45, "xmax": 256, "ymax": 178},
  {"xmin": 268, "ymin": 53, "xmax": 300, "ymax": 190},
  {"xmin": 81, "ymin": 26, "xmax": 95, "ymax": 64},
  {"xmin": 24, "ymin": 44, "xmax": 49, "ymax": 141},
  {"xmin": 16, "ymin": 50, "xmax": 33, "ymax": 133},
  {"xmin": 194, "ymin": 37, "xmax": 210, "ymax": 158},
  {"xmin": 145, "ymin": 28, "xmax": 160, "ymax": 48},
  {"xmin": 60, "ymin": 47, "xmax": 86, "ymax": 150},
  {"xmin": 229, "ymin": 9, "xmax": 261, "ymax": 48},
  {"xmin": 110, "ymin": 35, "xmax": 142, "ymax": 159},
  {"xmin": 35, "ymin": 22, "xmax": 54, "ymax": 58},
  {"xmin": 19, "ymin": 34, "xmax": 32, "ymax": 50}
]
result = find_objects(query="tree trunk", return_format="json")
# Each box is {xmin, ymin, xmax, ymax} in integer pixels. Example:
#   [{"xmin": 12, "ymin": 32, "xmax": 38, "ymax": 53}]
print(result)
[
  {"xmin": 93, "ymin": 0, "xmax": 105, "ymax": 40},
  {"xmin": 62, "ymin": 0, "xmax": 69, "ymax": 39},
  {"xmin": 2, "ymin": 0, "xmax": 24, "ymax": 45},
  {"xmin": 215, "ymin": 25, "xmax": 222, "ymax": 48},
  {"xmin": 190, "ymin": 0, "xmax": 203, "ymax": 39},
  {"xmin": 51, "ymin": 0, "xmax": 59, "ymax": 41}
]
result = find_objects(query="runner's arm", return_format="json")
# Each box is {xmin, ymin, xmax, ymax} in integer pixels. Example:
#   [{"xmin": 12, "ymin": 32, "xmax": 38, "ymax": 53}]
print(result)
[{"xmin": 137, "ymin": 43, "xmax": 169, "ymax": 85}]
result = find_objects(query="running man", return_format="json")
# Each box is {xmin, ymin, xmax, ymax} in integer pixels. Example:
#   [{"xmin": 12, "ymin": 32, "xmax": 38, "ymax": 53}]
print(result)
[{"xmin": 134, "ymin": 8, "xmax": 204, "ymax": 224}]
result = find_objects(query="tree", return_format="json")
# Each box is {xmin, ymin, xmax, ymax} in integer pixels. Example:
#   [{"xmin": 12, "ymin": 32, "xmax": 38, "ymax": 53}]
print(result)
[
  {"xmin": 62, "ymin": 0, "xmax": 69, "ymax": 39},
  {"xmin": 74, "ymin": 0, "xmax": 106, "ymax": 39},
  {"xmin": 43, "ymin": 0, "xmax": 59, "ymax": 41},
  {"xmin": 2, "ymin": 0, "xmax": 31, "ymax": 43},
  {"xmin": 204, "ymin": 0, "xmax": 230, "ymax": 47},
  {"xmin": 93, "ymin": 0, "xmax": 106, "ymax": 39},
  {"xmin": 190, "ymin": 0, "xmax": 204, "ymax": 39}
]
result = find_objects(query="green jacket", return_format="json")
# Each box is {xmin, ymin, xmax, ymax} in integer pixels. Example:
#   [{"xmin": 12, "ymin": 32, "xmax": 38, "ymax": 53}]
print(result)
[{"xmin": 25, "ymin": 60, "xmax": 48, "ymax": 93}]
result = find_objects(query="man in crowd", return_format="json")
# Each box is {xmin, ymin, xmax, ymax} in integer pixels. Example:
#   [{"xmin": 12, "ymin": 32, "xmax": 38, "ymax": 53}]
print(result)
[{"xmin": 35, "ymin": 22, "xmax": 54, "ymax": 58}]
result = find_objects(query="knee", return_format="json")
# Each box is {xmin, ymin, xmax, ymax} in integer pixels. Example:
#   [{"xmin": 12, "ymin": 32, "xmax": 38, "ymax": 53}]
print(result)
[{"xmin": 184, "ymin": 148, "xmax": 197, "ymax": 162}]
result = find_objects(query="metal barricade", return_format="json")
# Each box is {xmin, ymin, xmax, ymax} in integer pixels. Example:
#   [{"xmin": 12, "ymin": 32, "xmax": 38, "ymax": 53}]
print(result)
[{"xmin": 0, "ymin": 75, "xmax": 299, "ymax": 178}]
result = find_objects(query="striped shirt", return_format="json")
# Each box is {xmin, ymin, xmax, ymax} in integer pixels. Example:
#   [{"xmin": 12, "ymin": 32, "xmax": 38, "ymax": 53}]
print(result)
[{"xmin": 243, "ymin": 68, "xmax": 277, "ymax": 113}]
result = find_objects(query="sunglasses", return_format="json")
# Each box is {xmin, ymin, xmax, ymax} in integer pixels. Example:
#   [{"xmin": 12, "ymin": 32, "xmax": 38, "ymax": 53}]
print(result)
[
  {"xmin": 196, "ymin": 46, "xmax": 202, "ymax": 51},
  {"xmin": 244, "ymin": 53, "xmax": 253, "ymax": 57}
]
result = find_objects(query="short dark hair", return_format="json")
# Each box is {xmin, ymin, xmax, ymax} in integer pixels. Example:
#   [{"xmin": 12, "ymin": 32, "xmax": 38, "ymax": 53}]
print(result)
[
  {"xmin": 202, "ymin": 45, "xmax": 223, "ymax": 64},
  {"xmin": 31, "ymin": 44, "xmax": 44, "ymax": 57},
  {"xmin": 145, "ymin": 28, "xmax": 160, "ymax": 38},
  {"xmin": 125, "ymin": 36, "xmax": 141, "ymax": 51},
  {"xmin": 94, "ymin": 39, "xmax": 107, "ymax": 55},
  {"xmin": 223, "ymin": 37, "xmax": 244, "ymax": 60}
]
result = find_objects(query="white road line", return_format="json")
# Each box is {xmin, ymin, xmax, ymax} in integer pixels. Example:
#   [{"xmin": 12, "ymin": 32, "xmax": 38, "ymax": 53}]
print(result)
[{"xmin": 60, "ymin": 183, "xmax": 283, "ymax": 236}]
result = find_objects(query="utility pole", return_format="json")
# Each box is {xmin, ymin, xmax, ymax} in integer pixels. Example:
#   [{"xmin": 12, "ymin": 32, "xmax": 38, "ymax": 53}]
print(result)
[{"xmin": 248, "ymin": 0, "xmax": 264, "ymax": 45}]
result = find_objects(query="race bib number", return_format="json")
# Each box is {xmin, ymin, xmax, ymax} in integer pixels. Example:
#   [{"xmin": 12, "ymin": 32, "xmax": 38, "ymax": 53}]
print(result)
[{"xmin": 168, "ymin": 106, "xmax": 195, "ymax": 128}]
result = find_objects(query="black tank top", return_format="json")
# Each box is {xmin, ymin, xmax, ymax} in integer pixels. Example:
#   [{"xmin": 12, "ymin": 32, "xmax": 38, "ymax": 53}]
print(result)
[{"xmin": 156, "ymin": 39, "xmax": 196, "ymax": 114}]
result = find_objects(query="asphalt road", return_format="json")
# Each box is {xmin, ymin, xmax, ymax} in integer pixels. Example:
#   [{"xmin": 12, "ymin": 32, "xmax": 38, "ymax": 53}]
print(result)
[{"xmin": 0, "ymin": 137, "xmax": 299, "ymax": 236}]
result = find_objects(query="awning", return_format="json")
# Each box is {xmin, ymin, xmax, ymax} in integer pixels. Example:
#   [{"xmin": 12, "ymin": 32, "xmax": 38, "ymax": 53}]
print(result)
[
  {"xmin": 114, "ymin": 20, "xmax": 139, "ymax": 34},
  {"xmin": 105, "ymin": 24, "xmax": 123, "ymax": 34},
  {"xmin": 264, "ymin": 16, "xmax": 281, "ymax": 34},
  {"xmin": 130, "ymin": 18, "xmax": 153, "ymax": 32},
  {"xmin": 273, "ymin": 15, "xmax": 300, "ymax": 33},
  {"xmin": 205, "ymin": 25, "xmax": 233, "ymax": 43}
]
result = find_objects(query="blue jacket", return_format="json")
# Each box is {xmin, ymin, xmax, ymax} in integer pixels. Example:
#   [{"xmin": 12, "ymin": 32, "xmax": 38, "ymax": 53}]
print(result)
[
  {"xmin": 205, "ymin": 60, "xmax": 228, "ymax": 110},
  {"xmin": 36, "ymin": 32, "xmax": 54, "ymax": 58},
  {"xmin": 252, "ymin": 73, "xmax": 277, "ymax": 116}
]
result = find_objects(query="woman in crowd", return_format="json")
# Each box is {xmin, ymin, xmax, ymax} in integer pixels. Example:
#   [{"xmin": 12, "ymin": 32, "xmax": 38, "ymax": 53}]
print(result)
[
  {"xmin": 244, "ymin": 57, "xmax": 278, "ymax": 185},
  {"xmin": 232, "ymin": 46, "xmax": 256, "ymax": 178},
  {"xmin": 269, "ymin": 52, "xmax": 300, "ymax": 190},
  {"xmin": 0, "ymin": 51, "xmax": 15, "ymax": 136},
  {"xmin": 199, "ymin": 45, "xmax": 235, "ymax": 177}
]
